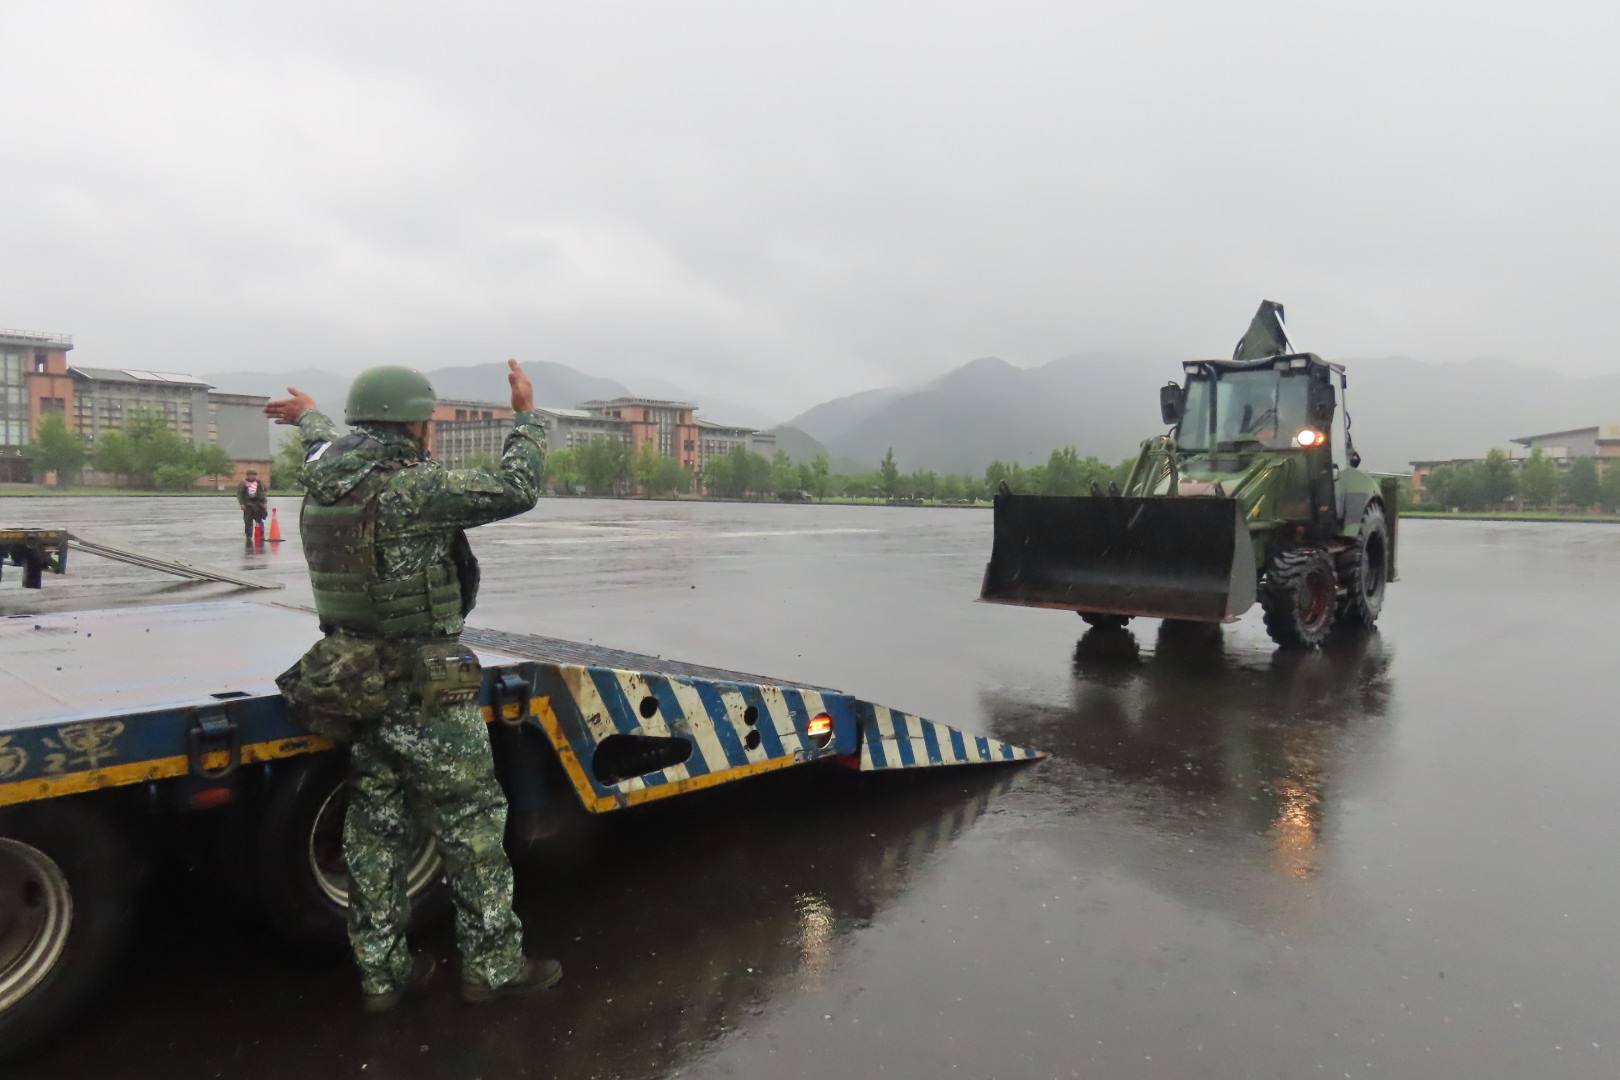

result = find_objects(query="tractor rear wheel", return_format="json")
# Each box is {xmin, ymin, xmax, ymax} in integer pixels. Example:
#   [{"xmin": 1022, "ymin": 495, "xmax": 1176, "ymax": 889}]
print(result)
[
  {"xmin": 1334, "ymin": 503, "xmax": 1388, "ymax": 630},
  {"xmin": 1261, "ymin": 546, "xmax": 1336, "ymax": 649},
  {"xmin": 1078, "ymin": 612, "xmax": 1132, "ymax": 631}
]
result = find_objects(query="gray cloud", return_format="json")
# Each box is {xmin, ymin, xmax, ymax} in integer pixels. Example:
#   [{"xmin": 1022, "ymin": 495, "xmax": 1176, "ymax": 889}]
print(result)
[{"xmin": 3, "ymin": 0, "xmax": 1616, "ymax": 418}]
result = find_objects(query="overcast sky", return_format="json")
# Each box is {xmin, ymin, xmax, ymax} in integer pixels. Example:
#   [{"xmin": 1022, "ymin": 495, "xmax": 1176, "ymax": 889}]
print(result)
[{"xmin": 3, "ymin": 0, "xmax": 1617, "ymax": 418}]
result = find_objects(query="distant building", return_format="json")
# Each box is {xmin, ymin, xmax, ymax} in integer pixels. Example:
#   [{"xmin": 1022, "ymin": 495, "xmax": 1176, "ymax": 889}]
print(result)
[
  {"xmin": 695, "ymin": 419, "xmax": 777, "ymax": 465},
  {"xmin": 1411, "ymin": 424, "xmax": 1620, "ymax": 497},
  {"xmin": 0, "ymin": 329, "xmax": 76, "ymax": 481},
  {"xmin": 1510, "ymin": 426, "xmax": 1620, "ymax": 465},
  {"xmin": 0, "ymin": 328, "xmax": 271, "ymax": 485},
  {"xmin": 578, "ymin": 397, "xmax": 702, "ymax": 473},
  {"xmin": 430, "ymin": 392, "xmax": 778, "ymax": 495}
]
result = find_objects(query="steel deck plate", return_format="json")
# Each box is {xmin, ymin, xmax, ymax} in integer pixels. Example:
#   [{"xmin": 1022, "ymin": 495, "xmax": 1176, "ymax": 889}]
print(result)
[{"xmin": 1, "ymin": 600, "xmax": 836, "ymax": 733}]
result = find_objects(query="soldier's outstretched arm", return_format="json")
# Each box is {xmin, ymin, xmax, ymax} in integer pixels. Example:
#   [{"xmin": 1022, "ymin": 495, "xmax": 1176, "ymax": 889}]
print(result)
[
  {"xmin": 389, "ymin": 361, "xmax": 546, "ymax": 528},
  {"xmin": 266, "ymin": 387, "xmax": 340, "ymax": 455},
  {"xmin": 392, "ymin": 414, "xmax": 546, "ymax": 529}
]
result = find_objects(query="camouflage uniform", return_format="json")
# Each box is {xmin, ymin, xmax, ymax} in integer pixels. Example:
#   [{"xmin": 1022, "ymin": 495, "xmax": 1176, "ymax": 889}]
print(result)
[{"xmin": 295, "ymin": 409, "xmax": 546, "ymax": 996}]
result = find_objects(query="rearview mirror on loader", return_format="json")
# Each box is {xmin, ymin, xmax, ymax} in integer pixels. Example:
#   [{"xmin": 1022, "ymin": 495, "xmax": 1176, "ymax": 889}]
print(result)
[{"xmin": 1160, "ymin": 382, "xmax": 1184, "ymax": 425}]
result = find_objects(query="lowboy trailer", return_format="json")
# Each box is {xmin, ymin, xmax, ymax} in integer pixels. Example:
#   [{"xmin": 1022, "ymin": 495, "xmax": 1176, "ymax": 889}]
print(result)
[{"xmin": 0, "ymin": 599, "xmax": 1039, "ymax": 1059}]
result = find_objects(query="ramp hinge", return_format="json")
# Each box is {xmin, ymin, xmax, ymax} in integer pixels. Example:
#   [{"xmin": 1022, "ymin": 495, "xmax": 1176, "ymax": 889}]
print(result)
[
  {"xmin": 187, "ymin": 709, "xmax": 241, "ymax": 780},
  {"xmin": 494, "ymin": 670, "xmax": 534, "ymax": 726}
]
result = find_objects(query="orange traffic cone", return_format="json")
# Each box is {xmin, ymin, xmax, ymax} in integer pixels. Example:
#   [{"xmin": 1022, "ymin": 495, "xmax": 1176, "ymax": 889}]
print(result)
[{"xmin": 267, "ymin": 508, "xmax": 284, "ymax": 543}]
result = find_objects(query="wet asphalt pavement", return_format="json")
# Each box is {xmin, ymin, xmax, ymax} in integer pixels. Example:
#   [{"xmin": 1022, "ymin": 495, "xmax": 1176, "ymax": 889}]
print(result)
[{"xmin": 3, "ymin": 497, "xmax": 1620, "ymax": 1079}]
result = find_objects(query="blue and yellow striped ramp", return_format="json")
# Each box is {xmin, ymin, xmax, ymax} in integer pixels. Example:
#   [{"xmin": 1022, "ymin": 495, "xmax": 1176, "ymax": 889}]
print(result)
[
  {"xmin": 523, "ymin": 662, "xmax": 1043, "ymax": 814},
  {"xmin": 853, "ymin": 703, "xmax": 1040, "ymax": 772}
]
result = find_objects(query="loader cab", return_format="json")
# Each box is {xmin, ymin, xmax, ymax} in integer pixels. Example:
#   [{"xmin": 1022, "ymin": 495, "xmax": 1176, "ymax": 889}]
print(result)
[
  {"xmin": 1172, "ymin": 354, "xmax": 1343, "ymax": 537},
  {"xmin": 1174, "ymin": 354, "xmax": 1337, "ymax": 458}
]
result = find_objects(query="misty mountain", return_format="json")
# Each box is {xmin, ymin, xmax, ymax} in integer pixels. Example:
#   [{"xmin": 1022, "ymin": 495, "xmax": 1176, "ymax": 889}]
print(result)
[
  {"xmin": 812, "ymin": 352, "xmax": 1620, "ymax": 476},
  {"xmin": 767, "ymin": 425, "xmax": 828, "ymax": 466},
  {"xmin": 782, "ymin": 387, "xmax": 906, "ymax": 444}
]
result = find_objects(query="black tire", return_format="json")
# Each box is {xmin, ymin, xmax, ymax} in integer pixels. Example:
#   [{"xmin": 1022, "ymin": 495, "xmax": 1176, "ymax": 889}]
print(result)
[
  {"xmin": 1078, "ymin": 612, "xmax": 1133, "ymax": 631},
  {"xmin": 1260, "ymin": 546, "xmax": 1336, "ymax": 649},
  {"xmin": 1334, "ymin": 503, "xmax": 1388, "ymax": 630},
  {"xmin": 256, "ymin": 753, "xmax": 450, "ymax": 950},
  {"xmin": 0, "ymin": 801, "xmax": 138, "ymax": 1062}
]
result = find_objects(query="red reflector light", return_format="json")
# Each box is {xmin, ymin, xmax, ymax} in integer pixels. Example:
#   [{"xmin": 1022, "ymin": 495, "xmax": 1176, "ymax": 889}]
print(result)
[
  {"xmin": 189, "ymin": 787, "xmax": 235, "ymax": 810},
  {"xmin": 806, "ymin": 713, "xmax": 834, "ymax": 748}
]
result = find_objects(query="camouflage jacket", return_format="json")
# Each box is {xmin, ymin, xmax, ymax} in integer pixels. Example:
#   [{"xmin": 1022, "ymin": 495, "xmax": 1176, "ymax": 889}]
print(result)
[{"xmin": 295, "ymin": 409, "xmax": 546, "ymax": 634}]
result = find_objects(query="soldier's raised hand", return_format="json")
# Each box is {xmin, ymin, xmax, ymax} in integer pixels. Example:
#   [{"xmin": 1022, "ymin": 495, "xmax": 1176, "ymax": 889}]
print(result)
[
  {"xmin": 265, "ymin": 387, "xmax": 317, "ymax": 425},
  {"xmin": 507, "ymin": 359, "xmax": 534, "ymax": 413}
]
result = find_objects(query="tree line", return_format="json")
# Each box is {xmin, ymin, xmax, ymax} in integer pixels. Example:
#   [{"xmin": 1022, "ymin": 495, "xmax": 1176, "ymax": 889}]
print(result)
[
  {"xmin": 27, "ymin": 412, "xmax": 236, "ymax": 490},
  {"xmin": 272, "ymin": 433, "xmax": 1132, "ymax": 503},
  {"xmin": 1422, "ymin": 447, "xmax": 1620, "ymax": 512}
]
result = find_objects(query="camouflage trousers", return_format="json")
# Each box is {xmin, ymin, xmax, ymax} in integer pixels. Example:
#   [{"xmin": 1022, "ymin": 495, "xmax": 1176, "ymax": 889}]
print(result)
[{"xmin": 343, "ymin": 674, "xmax": 525, "ymax": 995}]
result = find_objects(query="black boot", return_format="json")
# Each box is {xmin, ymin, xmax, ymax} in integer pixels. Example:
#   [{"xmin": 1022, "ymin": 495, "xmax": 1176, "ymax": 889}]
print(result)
[
  {"xmin": 461, "ymin": 957, "xmax": 563, "ymax": 1004},
  {"xmin": 362, "ymin": 953, "xmax": 438, "ymax": 1014}
]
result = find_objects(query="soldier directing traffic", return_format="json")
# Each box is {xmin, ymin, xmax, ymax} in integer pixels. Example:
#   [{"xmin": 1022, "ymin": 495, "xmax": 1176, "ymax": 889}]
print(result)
[
  {"xmin": 265, "ymin": 359, "xmax": 558, "ymax": 1012},
  {"xmin": 236, "ymin": 468, "xmax": 268, "ymax": 541}
]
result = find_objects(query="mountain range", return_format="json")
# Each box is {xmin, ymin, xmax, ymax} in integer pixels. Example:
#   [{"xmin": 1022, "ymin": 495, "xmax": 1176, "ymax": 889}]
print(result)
[
  {"xmin": 208, "ymin": 353, "xmax": 1620, "ymax": 477},
  {"xmin": 782, "ymin": 354, "xmax": 1620, "ymax": 475}
]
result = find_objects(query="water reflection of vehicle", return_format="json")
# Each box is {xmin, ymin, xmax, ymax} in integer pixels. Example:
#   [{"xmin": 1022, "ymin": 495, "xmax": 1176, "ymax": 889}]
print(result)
[
  {"xmin": 511, "ymin": 769, "xmax": 1017, "ymax": 1079},
  {"xmin": 986, "ymin": 623, "xmax": 1393, "ymax": 904}
]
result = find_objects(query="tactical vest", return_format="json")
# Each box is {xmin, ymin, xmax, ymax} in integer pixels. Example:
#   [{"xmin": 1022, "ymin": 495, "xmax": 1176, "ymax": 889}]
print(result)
[{"xmin": 300, "ymin": 465, "xmax": 465, "ymax": 639}]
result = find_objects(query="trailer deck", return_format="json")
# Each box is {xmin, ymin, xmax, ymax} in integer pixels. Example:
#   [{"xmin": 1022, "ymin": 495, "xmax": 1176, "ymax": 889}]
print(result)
[{"xmin": 0, "ymin": 600, "xmax": 1040, "ymax": 810}]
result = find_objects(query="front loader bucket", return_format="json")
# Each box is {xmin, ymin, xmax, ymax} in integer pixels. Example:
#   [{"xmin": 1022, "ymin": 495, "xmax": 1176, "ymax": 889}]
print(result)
[{"xmin": 980, "ymin": 494, "xmax": 1257, "ymax": 623}]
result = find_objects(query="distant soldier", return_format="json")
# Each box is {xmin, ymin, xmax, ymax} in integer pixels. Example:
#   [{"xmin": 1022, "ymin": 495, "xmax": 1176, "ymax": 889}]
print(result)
[
  {"xmin": 265, "ymin": 360, "xmax": 557, "ymax": 1012},
  {"xmin": 236, "ymin": 469, "xmax": 268, "ymax": 540}
]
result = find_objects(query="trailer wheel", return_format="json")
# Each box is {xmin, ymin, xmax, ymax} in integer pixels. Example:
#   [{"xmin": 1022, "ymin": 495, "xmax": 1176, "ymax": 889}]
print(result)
[
  {"xmin": 1260, "ymin": 546, "xmax": 1336, "ymax": 649},
  {"xmin": 0, "ymin": 801, "xmax": 137, "ymax": 1061},
  {"xmin": 1078, "ymin": 612, "xmax": 1133, "ymax": 631},
  {"xmin": 257, "ymin": 754, "xmax": 450, "ymax": 949},
  {"xmin": 1334, "ymin": 503, "xmax": 1388, "ymax": 631}
]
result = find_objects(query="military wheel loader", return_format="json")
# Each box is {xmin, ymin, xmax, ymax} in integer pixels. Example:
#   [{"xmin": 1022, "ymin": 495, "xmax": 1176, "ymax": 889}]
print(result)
[{"xmin": 980, "ymin": 301, "xmax": 1398, "ymax": 648}]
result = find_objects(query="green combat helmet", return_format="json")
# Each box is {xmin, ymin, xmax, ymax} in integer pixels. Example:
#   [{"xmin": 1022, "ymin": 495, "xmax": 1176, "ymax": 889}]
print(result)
[{"xmin": 345, "ymin": 365, "xmax": 437, "ymax": 423}]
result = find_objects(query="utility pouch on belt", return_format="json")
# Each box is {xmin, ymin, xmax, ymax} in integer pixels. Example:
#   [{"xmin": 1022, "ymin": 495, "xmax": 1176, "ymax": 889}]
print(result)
[
  {"xmin": 276, "ymin": 636, "xmax": 390, "ymax": 742},
  {"xmin": 413, "ymin": 641, "xmax": 483, "ymax": 707}
]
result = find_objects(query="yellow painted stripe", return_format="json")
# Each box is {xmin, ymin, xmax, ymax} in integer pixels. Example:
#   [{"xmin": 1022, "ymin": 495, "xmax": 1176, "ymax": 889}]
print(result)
[
  {"xmin": 0, "ymin": 735, "xmax": 335, "ymax": 808},
  {"xmin": 0, "ymin": 695, "xmax": 533, "ymax": 810},
  {"xmin": 532, "ymin": 697, "xmax": 809, "ymax": 814}
]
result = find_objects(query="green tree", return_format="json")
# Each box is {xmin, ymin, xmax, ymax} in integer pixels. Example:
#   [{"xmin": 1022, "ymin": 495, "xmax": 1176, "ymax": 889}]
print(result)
[
  {"xmin": 738, "ymin": 447, "xmax": 771, "ymax": 497},
  {"xmin": 153, "ymin": 462, "xmax": 203, "ymax": 490},
  {"xmin": 272, "ymin": 432, "xmax": 307, "ymax": 491},
  {"xmin": 654, "ymin": 455, "xmax": 693, "ymax": 496},
  {"xmin": 1518, "ymin": 449, "xmax": 1559, "ymax": 508},
  {"xmin": 578, "ymin": 437, "xmax": 631, "ymax": 495},
  {"xmin": 879, "ymin": 448, "xmax": 900, "ymax": 498},
  {"xmin": 632, "ymin": 443, "xmax": 664, "ymax": 492},
  {"xmin": 1599, "ymin": 462, "xmax": 1620, "ymax": 513},
  {"xmin": 769, "ymin": 450, "xmax": 800, "ymax": 496},
  {"xmin": 546, "ymin": 447, "xmax": 581, "ymax": 493},
  {"xmin": 90, "ymin": 431, "xmax": 137, "ymax": 488},
  {"xmin": 195, "ymin": 444, "xmax": 236, "ymax": 488},
  {"xmin": 808, "ymin": 453, "xmax": 831, "ymax": 500},
  {"xmin": 1563, "ymin": 457, "xmax": 1600, "ymax": 509},
  {"xmin": 702, "ymin": 452, "xmax": 733, "ymax": 497},
  {"xmin": 909, "ymin": 469, "xmax": 938, "ymax": 501},
  {"xmin": 1479, "ymin": 448, "xmax": 1518, "ymax": 508},
  {"xmin": 26, "ymin": 414, "xmax": 86, "ymax": 485},
  {"xmin": 939, "ymin": 474, "xmax": 965, "ymax": 502}
]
